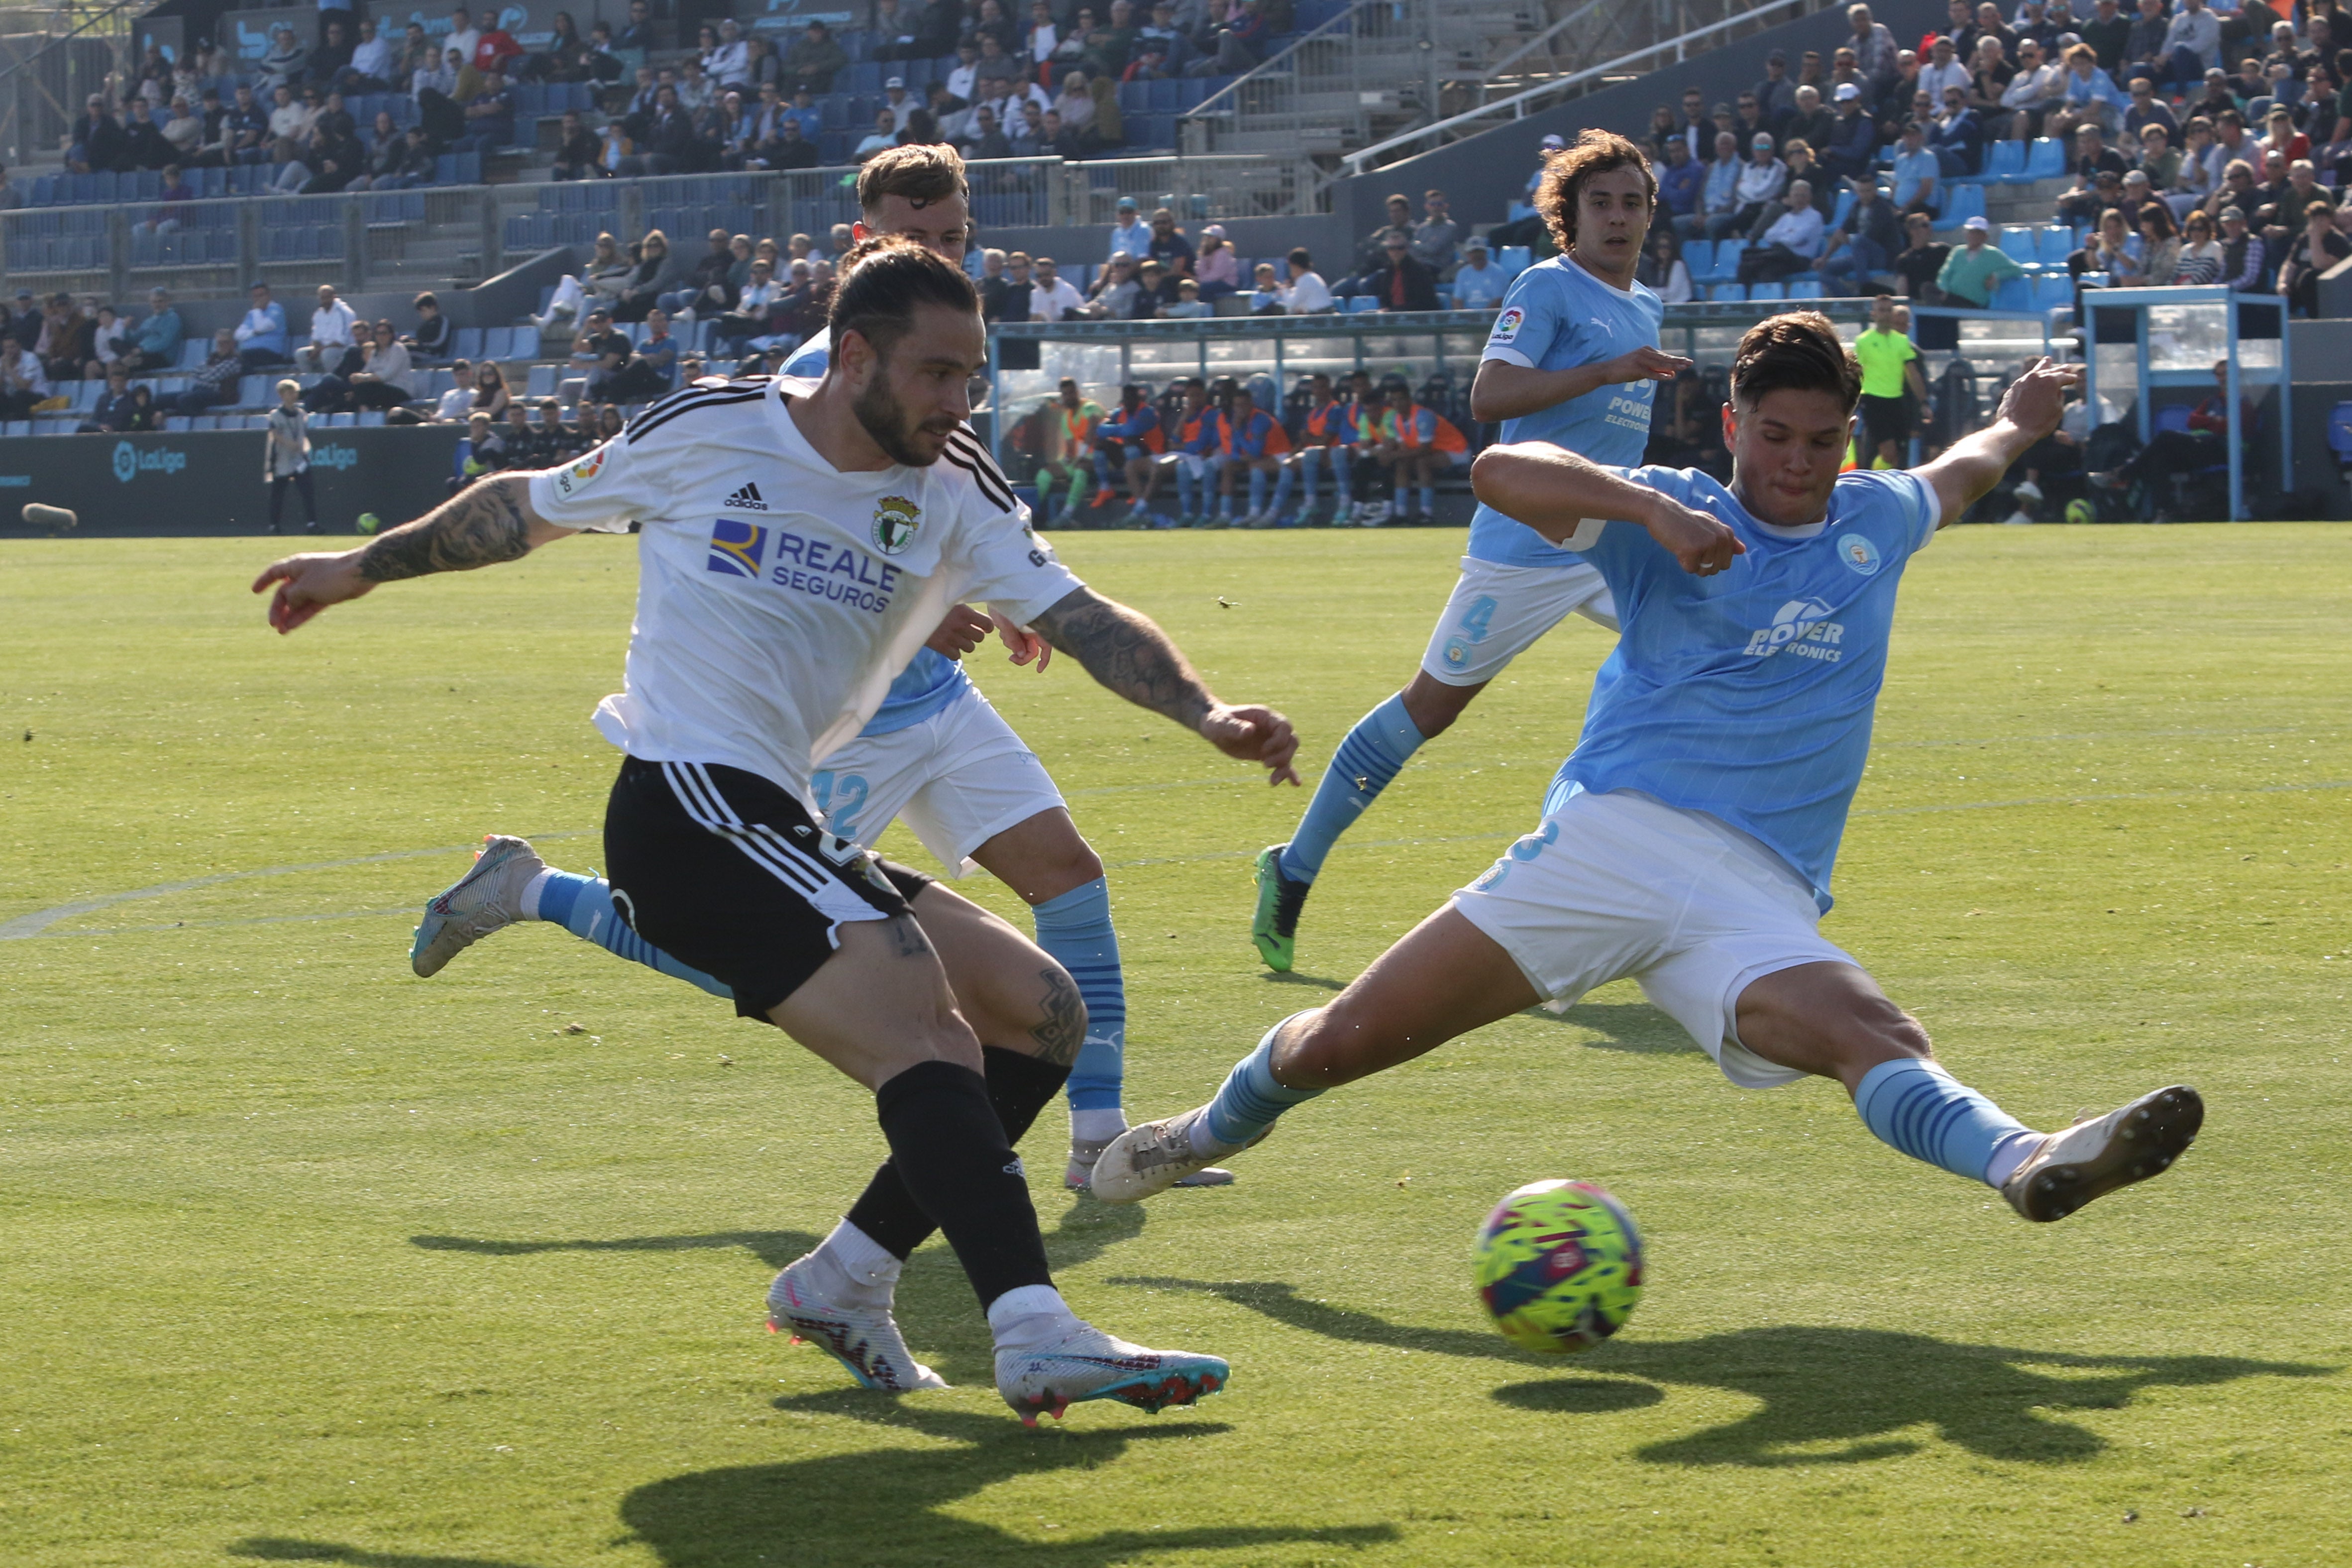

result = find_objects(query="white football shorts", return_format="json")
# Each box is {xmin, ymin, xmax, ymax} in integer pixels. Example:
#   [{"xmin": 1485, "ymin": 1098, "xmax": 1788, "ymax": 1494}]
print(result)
[
  {"xmin": 1419, "ymin": 555, "xmax": 1620, "ymax": 686},
  {"xmin": 809, "ymin": 686, "xmax": 1065, "ymax": 877},
  {"xmin": 1449, "ymin": 788, "xmax": 1853, "ymax": 1089}
]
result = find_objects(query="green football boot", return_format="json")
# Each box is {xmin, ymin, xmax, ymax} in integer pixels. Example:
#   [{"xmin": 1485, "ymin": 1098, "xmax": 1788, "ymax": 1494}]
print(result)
[{"xmin": 1251, "ymin": 843, "xmax": 1311, "ymax": 972}]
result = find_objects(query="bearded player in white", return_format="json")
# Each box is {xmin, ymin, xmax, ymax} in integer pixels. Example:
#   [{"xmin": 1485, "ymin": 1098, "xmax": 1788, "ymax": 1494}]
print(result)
[
  {"xmin": 253, "ymin": 240, "xmax": 1301, "ymax": 1422},
  {"xmin": 414, "ymin": 145, "xmax": 1270, "ymax": 1192}
]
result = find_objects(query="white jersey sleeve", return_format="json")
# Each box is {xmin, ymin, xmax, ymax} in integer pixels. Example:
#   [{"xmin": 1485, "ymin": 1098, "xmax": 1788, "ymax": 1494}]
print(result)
[
  {"xmin": 526, "ymin": 429, "xmax": 682, "ymax": 532},
  {"xmin": 936, "ymin": 427, "xmax": 1084, "ymax": 621}
]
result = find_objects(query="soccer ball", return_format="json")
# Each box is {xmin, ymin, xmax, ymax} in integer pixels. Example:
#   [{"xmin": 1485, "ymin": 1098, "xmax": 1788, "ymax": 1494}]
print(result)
[
  {"xmin": 355, "ymin": 512, "xmax": 381, "ymax": 535},
  {"xmin": 1474, "ymin": 1178, "xmax": 1643, "ymax": 1354},
  {"xmin": 2064, "ymin": 498, "xmax": 2097, "ymax": 526}
]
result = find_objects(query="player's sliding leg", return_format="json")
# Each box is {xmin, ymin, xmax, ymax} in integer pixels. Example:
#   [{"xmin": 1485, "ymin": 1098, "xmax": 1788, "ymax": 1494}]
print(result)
[{"xmin": 1735, "ymin": 963, "xmax": 2203, "ymax": 1221}]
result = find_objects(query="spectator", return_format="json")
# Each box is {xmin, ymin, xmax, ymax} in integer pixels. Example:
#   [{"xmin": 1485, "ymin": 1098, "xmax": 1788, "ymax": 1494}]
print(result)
[
  {"xmin": 2175, "ymin": 208, "xmax": 2227, "ymax": 280},
  {"xmin": 613, "ymin": 0, "xmax": 661, "ymax": 54},
  {"xmin": 633, "ymin": 309, "xmax": 680, "ymax": 390},
  {"xmin": 2081, "ymin": 0, "xmax": 2132, "ymax": 72},
  {"xmin": 1636, "ymin": 229, "xmax": 1695, "ymax": 303},
  {"xmin": 1194, "ymin": 224, "xmax": 1240, "ymax": 298},
  {"xmin": 1452, "ymin": 235, "xmax": 1509, "ymax": 307},
  {"xmin": 2088, "ymin": 360, "xmax": 2240, "ymax": 497},
  {"xmin": 257, "ymin": 25, "xmax": 307, "ymax": 97},
  {"xmin": 2001, "ymin": 37, "xmax": 2066, "ymax": 140},
  {"xmin": 704, "ymin": 17, "xmax": 751, "ymax": 90},
  {"xmin": 1854, "ymin": 293, "xmax": 1927, "ymax": 466},
  {"xmin": 1412, "ymin": 189, "xmax": 1459, "ymax": 274},
  {"xmin": 411, "ymin": 292, "xmax": 452, "ymax": 362},
  {"xmin": 662, "ymin": 227, "xmax": 739, "ymax": 318},
  {"xmin": 120, "ymin": 99, "xmax": 172, "ymax": 171},
  {"xmin": 1052, "ymin": 68, "xmax": 1096, "ymax": 134},
  {"xmin": 2073, "ymin": 204, "xmax": 2144, "ymax": 280},
  {"xmin": 121, "ymin": 287, "xmax": 183, "ymax": 374},
  {"xmin": 1754, "ymin": 50, "xmax": 1799, "ymax": 128},
  {"xmin": 1367, "ymin": 379, "xmax": 1464, "ymax": 525},
  {"xmin": 1820, "ymin": 82, "xmax": 1882, "ymax": 178},
  {"xmin": 2058, "ymin": 122, "xmax": 2130, "ymax": 216},
  {"xmin": 161, "ymin": 95, "xmax": 203, "ymax": 164},
  {"xmin": 77, "ymin": 368, "xmax": 138, "ymax": 433},
  {"xmin": 167, "ymin": 329, "xmax": 242, "ymax": 417},
  {"xmin": 1737, "ymin": 179, "xmax": 1826, "ymax": 282},
  {"xmin": 457, "ymin": 69, "xmax": 515, "ymax": 152},
  {"xmin": 339, "ymin": 17, "xmax": 398, "ymax": 93},
  {"xmin": 1655, "ymin": 137, "xmax": 1705, "ymax": 230},
  {"xmin": 1849, "ymin": 3, "xmax": 1902, "ymax": 90},
  {"xmin": 1931, "ymin": 83, "xmax": 1984, "ymax": 173},
  {"xmin": 430, "ymin": 358, "xmax": 479, "ymax": 421},
  {"xmin": 1036, "ymin": 377, "xmax": 1106, "ymax": 523},
  {"xmin": 2136, "ymin": 200, "xmax": 2183, "ymax": 283},
  {"xmin": 1162, "ymin": 276, "xmax": 1212, "ymax": 317},
  {"xmin": 305, "ymin": 284, "xmax": 363, "ymax": 375},
  {"xmin": 715, "ymin": 257, "xmax": 784, "ymax": 349},
  {"xmin": 548, "ymin": 109, "xmax": 601, "ymax": 181},
  {"xmin": 445, "ymin": 7, "xmax": 482, "ymax": 75},
  {"xmin": 2138, "ymin": 120, "xmax": 2182, "ymax": 192},
  {"xmin": 32, "ymin": 293, "xmax": 88, "ymax": 383},
  {"xmin": 1785, "ymin": 84, "xmax": 1837, "ymax": 151},
  {"xmin": 2050, "ymin": 43, "xmax": 2126, "ymax": 140},
  {"xmin": 1107, "ymin": 195, "xmax": 1151, "ymax": 260},
  {"xmin": 471, "ymin": 358, "xmax": 512, "ymax": 422},
  {"xmin": 2277, "ymin": 196, "xmax": 2349, "ymax": 312},
  {"xmin": 1919, "ymin": 37, "xmax": 1971, "ymax": 106},
  {"xmin": 1248, "ymin": 260, "xmax": 1283, "ymax": 313},
  {"xmin": 2218, "ymin": 205, "xmax": 2269, "ymax": 288},
  {"xmin": 0, "ymin": 330, "xmax": 45, "ymax": 418},
  {"xmin": 1819, "ymin": 176, "xmax": 1903, "ymax": 292},
  {"xmin": 1774, "ymin": 138, "xmax": 1836, "ymax": 224},
  {"xmin": 343, "ymin": 320, "xmax": 419, "ymax": 412},
  {"xmin": 2160, "ymin": 0, "xmax": 2222, "ymax": 85},
  {"xmin": 1713, "ymin": 132, "xmax": 1789, "ymax": 238},
  {"xmin": 236, "ymin": 283, "xmax": 290, "ymax": 370},
  {"xmin": 1367, "ymin": 230, "xmax": 1437, "ymax": 310},
  {"xmin": 1936, "ymin": 213, "xmax": 2027, "ymax": 303},
  {"xmin": 1891, "ymin": 119, "xmax": 1942, "ymax": 214},
  {"xmin": 1280, "ymin": 247, "xmax": 1334, "ymax": 313},
  {"xmin": 2123, "ymin": 74, "xmax": 2179, "ymax": 143},
  {"xmin": 1087, "ymin": 252, "xmax": 1146, "ymax": 317},
  {"xmin": 1687, "ymin": 129, "xmax": 1744, "ymax": 238},
  {"xmin": 1893, "ymin": 209, "xmax": 1950, "ymax": 299},
  {"xmin": 262, "ymin": 379, "xmax": 320, "ymax": 534},
  {"xmin": 1146, "ymin": 206, "xmax": 1196, "ymax": 277},
  {"xmin": 309, "ymin": 19, "xmax": 356, "ymax": 91},
  {"xmin": 1029, "ymin": 255, "xmax": 1087, "ymax": 320},
  {"xmin": 611, "ymin": 230, "xmax": 684, "ymax": 321},
  {"xmin": 84, "ymin": 304, "xmax": 130, "ymax": 380}
]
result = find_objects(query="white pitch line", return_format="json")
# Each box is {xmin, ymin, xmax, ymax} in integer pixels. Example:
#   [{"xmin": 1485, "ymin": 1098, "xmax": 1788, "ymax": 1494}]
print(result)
[{"xmin": 5, "ymin": 777, "xmax": 2347, "ymax": 945}]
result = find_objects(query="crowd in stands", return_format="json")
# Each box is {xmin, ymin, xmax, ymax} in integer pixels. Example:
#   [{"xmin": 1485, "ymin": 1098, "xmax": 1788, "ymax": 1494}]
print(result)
[{"xmin": 1617, "ymin": 0, "xmax": 2352, "ymax": 316}]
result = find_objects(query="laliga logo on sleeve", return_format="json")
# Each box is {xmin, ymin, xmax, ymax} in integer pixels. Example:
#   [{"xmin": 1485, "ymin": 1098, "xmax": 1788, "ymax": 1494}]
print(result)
[
  {"xmin": 1490, "ymin": 306, "xmax": 1526, "ymax": 344},
  {"xmin": 553, "ymin": 448, "xmax": 606, "ymax": 500},
  {"xmin": 1839, "ymin": 533, "xmax": 1882, "ymax": 576}
]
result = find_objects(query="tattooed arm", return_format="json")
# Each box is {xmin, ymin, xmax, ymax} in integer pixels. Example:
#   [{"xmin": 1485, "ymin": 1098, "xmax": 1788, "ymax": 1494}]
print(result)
[
  {"xmin": 1026, "ymin": 585, "xmax": 1302, "ymax": 785},
  {"xmin": 249, "ymin": 473, "xmax": 576, "ymax": 634}
]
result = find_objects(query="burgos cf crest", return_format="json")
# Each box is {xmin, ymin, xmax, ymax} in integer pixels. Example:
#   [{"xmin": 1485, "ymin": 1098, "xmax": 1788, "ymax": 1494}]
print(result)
[
  {"xmin": 708, "ymin": 518, "xmax": 768, "ymax": 577},
  {"xmin": 871, "ymin": 495, "xmax": 920, "ymax": 556}
]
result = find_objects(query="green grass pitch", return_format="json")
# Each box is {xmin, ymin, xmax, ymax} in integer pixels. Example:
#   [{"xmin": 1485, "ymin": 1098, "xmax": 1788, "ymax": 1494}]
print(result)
[{"xmin": 3, "ymin": 525, "xmax": 2349, "ymax": 1567}]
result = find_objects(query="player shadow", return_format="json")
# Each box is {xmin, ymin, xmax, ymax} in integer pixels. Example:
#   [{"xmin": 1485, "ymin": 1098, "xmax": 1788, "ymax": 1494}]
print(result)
[
  {"xmin": 410, "ymin": 1229, "xmax": 824, "ymax": 1271},
  {"xmin": 606, "ymin": 1391, "xmax": 1398, "ymax": 1566},
  {"xmin": 1517, "ymin": 999, "xmax": 1703, "ymax": 1055},
  {"xmin": 1116, "ymin": 1277, "xmax": 2333, "ymax": 1467},
  {"xmin": 1257, "ymin": 970, "xmax": 1349, "ymax": 993},
  {"xmin": 227, "ymin": 1540, "xmax": 541, "ymax": 1568}
]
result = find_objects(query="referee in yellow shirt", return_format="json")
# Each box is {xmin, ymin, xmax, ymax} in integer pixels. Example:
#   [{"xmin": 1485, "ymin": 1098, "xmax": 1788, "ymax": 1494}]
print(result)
[{"xmin": 1854, "ymin": 292, "xmax": 1929, "ymax": 468}]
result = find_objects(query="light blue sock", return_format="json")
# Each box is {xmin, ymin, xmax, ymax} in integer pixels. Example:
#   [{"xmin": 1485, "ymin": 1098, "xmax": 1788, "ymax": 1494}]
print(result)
[
  {"xmin": 534, "ymin": 871, "xmax": 732, "ymax": 1000},
  {"xmin": 1854, "ymin": 1057, "xmax": 2040, "ymax": 1187},
  {"xmin": 1297, "ymin": 453, "xmax": 1318, "ymax": 508},
  {"xmin": 1247, "ymin": 464, "xmax": 1268, "ymax": 515},
  {"xmin": 1092, "ymin": 448, "xmax": 1114, "ymax": 490},
  {"xmin": 1199, "ymin": 1016, "xmax": 1325, "ymax": 1150},
  {"xmin": 1175, "ymin": 460, "xmax": 1195, "ymax": 516},
  {"xmin": 1278, "ymin": 692, "xmax": 1426, "ymax": 885},
  {"xmin": 1270, "ymin": 461, "xmax": 1295, "ymax": 516},
  {"xmin": 1418, "ymin": 483, "xmax": 1436, "ymax": 518},
  {"xmin": 1031, "ymin": 877, "xmax": 1125, "ymax": 1114}
]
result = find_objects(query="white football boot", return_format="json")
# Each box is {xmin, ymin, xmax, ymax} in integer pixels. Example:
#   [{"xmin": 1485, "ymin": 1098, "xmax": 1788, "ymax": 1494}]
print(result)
[
  {"xmin": 1065, "ymin": 1135, "xmax": 1234, "ymax": 1192},
  {"xmin": 995, "ymin": 1320, "xmax": 1229, "ymax": 1426},
  {"xmin": 410, "ymin": 834, "xmax": 545, "ymax": 978},
  {"xmin": 1087, "ymin": 1107, "xmax": 1263, "ymax": 1203},
  {"xmin": 2000, "ymin": 1084, "xmax": 2203, "ymax": 1222},
  {"xmin": 766, "ymin": 1256, "xmax": 948, "ymax": 1393}
]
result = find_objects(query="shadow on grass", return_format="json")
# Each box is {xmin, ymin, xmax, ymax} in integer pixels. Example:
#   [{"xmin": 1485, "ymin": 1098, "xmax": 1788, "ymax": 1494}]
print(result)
[
  {"xmin": 411, "ymin": 1230, "xmax": 823, "ymax": 1271},
  {"xmin": 608, "ymin": 1392, "xmax": 1396, "ymax": 1566},
  {"xmin": 1116, "ymin": 1277, "xmax": 2334, "ymax": 1467},
  {"xmin": 229, "ymin": 1540, "xmax": 542, "ymax": 1568},
  {"xmin": 1257, "ymin": 971, "xmax": 1348, "ymax": 993},
  {"xmin": 1517, "ymin": 999, "xmax": 1702, "ymax": 1055}
]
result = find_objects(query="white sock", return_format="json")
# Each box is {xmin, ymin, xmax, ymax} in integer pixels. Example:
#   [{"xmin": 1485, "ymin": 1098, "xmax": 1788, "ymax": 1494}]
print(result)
[
  {"xmin": 809, "ymin": 1219, "xmax": 901, "ymax": 1299},
  {"xmin": 518, "ymin": 867, "xmax": 555, "ymax": 921},
  {"xmin": 986, "ymin": 1283, "xmax": 1078, "ymax": 1348},
  {"xmin": 1983, "ymin": 1129, "xmax": 2044, "ymax": 1189},
  {"xmin": 1070, "ymin": 1108, "xmax": 1127, "ymax": 1144}
]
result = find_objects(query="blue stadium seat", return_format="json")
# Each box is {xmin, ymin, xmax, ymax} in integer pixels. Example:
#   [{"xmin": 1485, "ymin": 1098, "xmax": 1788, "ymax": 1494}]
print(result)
[
  {"xmin": 527, "ymin": 363, "xmax": 559, "ymax": 398},
  {"xmin": 1784, "ymin": 281, "xmax": 1823, "ymax": 299},
  {"xmin": 1827, "ymin": 189, "xmax": 1854, "ymax": 231},
  {"xmin": 1748, "ymin": 282, "xmax": 1787, "ymax": 301},
  {"xmin": 2024, "ymin": 137, "xmax": 2065, "ymax": 179},
  {"xmin": 328, "ymin": 412, "xmax": 356, "ymax": 427},
  {"xmin": 1710, "ymin": 283, "xmax": 1747, "ymax": 301},
  {"xmin": 1496, "ymin": 245, "xmax": 1532, "ymax": 279},
  {"xmin": 1344, "ymin": 295, "xmax": 1381, "ymax": 313},
  {"xmin": 1998, "ymin": 224, "xmax": 2040, "ymax": 268},
  {"xmin": 178, "ymin": 340, "xmax": 210, "ymax": 370},
  {"xmin": 1982, "ymin": 140, "xmax": 2026, "ymax": 182},
  {"xmin": 1940, "ymin": 185, "xmax": 1986, "ymax": 229},
  {"xmin": 2037, "ymin": 225, "xmax": 2077, "ymax": 269},
  {"xmin": 357, "ymin": 410, "xmax": 387, "ymax": 426},
  {"xmin": 482, "ymin": 327, "xmax": 515, "ymax": 360},
  {"xmin": 2031, "ymin": 273, "xmax": 2074, "ymax": 311},
  {"xmin": 1990, "ymin": 275, "xmax": 2032, "ymax": 311},
  {"xmin": 452, "ymin": 327, "xmax": 484, "ymax": 360}
]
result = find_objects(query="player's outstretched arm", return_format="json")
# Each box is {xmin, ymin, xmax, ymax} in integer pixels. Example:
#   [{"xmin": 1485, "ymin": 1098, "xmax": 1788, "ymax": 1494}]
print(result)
[
  {"xmin": 1471, "ymin": 442, "xmax": 1743, "ymax": 576},
  {"xmin": 249, "ymin": 473, "xmax": 576, "ymax": 634},
  {"xmin": 1469, "ymin": 347, "xmax": 1692, "ymax": 424},
  {"xmin": 1027, "ymin": 586, "xmax": 1300, "ymax": 784},
  {"xmin": 1914, "ymin": 357, "xmax": 2082, "ymax": 529}
]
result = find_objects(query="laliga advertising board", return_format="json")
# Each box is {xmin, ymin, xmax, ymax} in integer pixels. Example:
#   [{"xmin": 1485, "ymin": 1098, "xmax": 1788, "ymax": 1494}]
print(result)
[{"xmin": 0, "ymin": 429, "xmax": 461, "ymax": 536}]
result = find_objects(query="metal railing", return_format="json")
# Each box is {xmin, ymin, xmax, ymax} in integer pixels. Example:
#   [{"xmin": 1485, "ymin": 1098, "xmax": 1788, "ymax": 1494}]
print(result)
[
  {"xmin": 1179, "ymin": 0, "xmax": 1443, "ymax": 164},
  {"xmin": 1064, "ymin": 152, "xmax": 1326, "ymax": 223},
  {"xmin": 0, "ymin": 0, "xmax": 142, "ymax": 166},
  {"xmin": 1341, "ymin": 0, "xmax": 1822, "ymax": 176}
]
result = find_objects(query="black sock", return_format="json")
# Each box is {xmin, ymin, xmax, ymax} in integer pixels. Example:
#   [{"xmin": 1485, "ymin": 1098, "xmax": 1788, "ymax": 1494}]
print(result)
[
  {"xmin": 867, "ymin": 1057, "xmax": 1055, "ymax": 1309},
  {"xmin": 846, "ymin": 1046, "xmax": 1071, "ymax": 1260}
]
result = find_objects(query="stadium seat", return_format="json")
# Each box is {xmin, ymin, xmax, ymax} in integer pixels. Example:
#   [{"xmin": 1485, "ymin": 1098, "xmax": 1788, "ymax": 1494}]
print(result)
[
  {"xmin": 1982, "ymin": 141, "xmax": 2026, "ymax": 183},
  {"xmin": 1748, "ymin": 283, "xmax": 1787, "ymax": 301},
  {"xmin": 452, "ymin": 327, "xmax": 484, "ymax": 360},
  {"xmin": 1939, "ymin": 185, "xmax": 1986, "ymax": 230},
  {"xmin": 1998, "ymin": 225, "xmax": 2039, "ymax": 268},
  {"xmin": 2032, "ymin": 273, "xmax": 2074, "ymax": 311},
  {"xmin": 2037, "ymin": 225, "xmax": 2077, "ymax": 269},
  {"xmin": 1496, "ymin": 245, "xmax": 1532, "ymax": 279},
  {"xmin": 2153, "ymin": 405, "xmax": 2194, "ymax": 435},
  {"xmin": 328, "ymin": 412, "xmax": 356, "ymax": 427},
  {"xmin": 482, "ymin": 327, "xmax": 515, "ymax": 360},
  {"xmin": 163, "ymin": 417, "xmax": 191, "ymax": 432},
  {"xmin": 357, "ymin": 410, "xmax": 386, "ymax": 426},
  {"xmin": 2024, "ymin": 137, "xmax": 2065, "ymax": 179},
  {"xmin": 1991, "ymin": 275, "xmax": 2032, "ymax": 311},
  {"xmin": 1710, "ymin": 283, "xmax": 1747, "ymax": 301},
  {"xmin": 1784, "ymin": 281, "xmax": 1823, "ymax": 299},
  {"xmin": 1827, "ymin": 189, "xmax": 1854, "ymax": 231},
  {"xmin": 1344, "ymin": 295, "xmax": 1381, "ymax": 313},
  {"xmin": 526, "ymin": 363, "xmax": 559, "ymax": 398}
]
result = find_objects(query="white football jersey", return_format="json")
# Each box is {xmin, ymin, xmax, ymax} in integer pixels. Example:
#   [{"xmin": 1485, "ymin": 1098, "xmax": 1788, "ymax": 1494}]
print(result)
[{"xmin": 528, "ymin": 375, "xmax": 1079, "ymax": 799}]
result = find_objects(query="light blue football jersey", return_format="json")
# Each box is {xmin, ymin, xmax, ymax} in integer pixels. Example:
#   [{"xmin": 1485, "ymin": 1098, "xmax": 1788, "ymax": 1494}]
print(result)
[
  {"xmin": 1548, "ymin": 466, "xmax": 1943, "ymax": 911},
  {"xmin": 773, "ymin": 326, "xmax": 975, "ymax": 735},
  {"xmin": 1466, "ymin": 257, "xmax": 1665, "ymax": 569}
]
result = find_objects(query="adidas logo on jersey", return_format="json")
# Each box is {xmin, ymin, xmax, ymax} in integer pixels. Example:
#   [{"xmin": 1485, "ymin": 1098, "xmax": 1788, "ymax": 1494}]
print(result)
[{"xmin": 723, "ymin": 482, "xmax": 769, "ymax": 512}]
